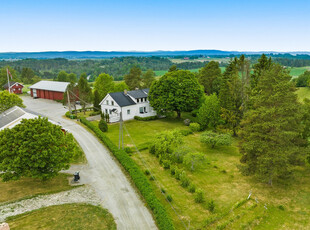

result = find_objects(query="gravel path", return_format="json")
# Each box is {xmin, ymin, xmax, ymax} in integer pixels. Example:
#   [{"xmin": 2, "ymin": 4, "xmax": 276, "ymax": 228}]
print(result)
[
  {"xmin": 0, "ymin": 186, "xmax": 101, "ymax": 222},
  {"xmin": 21, "ymin": 96, "xmax": 157, "ymax": 230}
]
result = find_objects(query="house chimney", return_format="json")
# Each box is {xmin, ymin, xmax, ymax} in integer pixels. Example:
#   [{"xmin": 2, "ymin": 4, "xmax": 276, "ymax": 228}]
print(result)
[{"xmin": 124, "ymin": 89, "xmax": 127, "ymax": 95}]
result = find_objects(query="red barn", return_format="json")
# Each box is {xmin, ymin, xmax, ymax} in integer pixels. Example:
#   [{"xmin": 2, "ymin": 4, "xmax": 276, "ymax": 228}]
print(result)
[
  {"xmin": 3, "ymin": 81, "xmax": 24, "ymax": 94},
  {"xmin": 29, "ymin": 80, "xmax": 70, "ymax": 100}
]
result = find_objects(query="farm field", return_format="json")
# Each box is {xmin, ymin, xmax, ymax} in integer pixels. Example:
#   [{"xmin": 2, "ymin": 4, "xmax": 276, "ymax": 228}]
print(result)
[
  {"xmin": 288, "ymin": 66, "xmax": 310, "ymax": 77},
  {"xmin": 7, "ymin": 203, "xmax": 116, "ymax": 230},
  {"xmin": 96, "ymin": 114, "xmax": 310, "ymax": 229}
]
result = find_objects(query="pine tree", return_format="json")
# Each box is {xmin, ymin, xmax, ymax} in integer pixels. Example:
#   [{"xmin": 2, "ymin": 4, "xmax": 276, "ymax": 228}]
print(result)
[
  {"xmin": 198, "ymin": 61, "xmax": 222, "ymax": 95},
  {"xmin": 240, "ymin": 64, "xmax": 308, "ymax": 185},
  {"xmin": 124, "ymin": 65, "xmax": 142, "ymax": 90},
  {"xmin": 219, "ymin": 58, "xmax": 242, "ymax": 136}
]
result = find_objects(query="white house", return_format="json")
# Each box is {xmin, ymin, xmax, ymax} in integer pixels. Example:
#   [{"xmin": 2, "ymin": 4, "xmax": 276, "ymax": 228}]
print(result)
[{"xmin": 99, "ymin": 88, "xmax": 157, "ymax": 122}]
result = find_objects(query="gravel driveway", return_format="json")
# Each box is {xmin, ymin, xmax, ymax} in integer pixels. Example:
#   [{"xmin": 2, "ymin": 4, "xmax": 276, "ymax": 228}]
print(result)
[{"xmin": 21, "ymin": 96, "xmax": 157, "ymax": 230}]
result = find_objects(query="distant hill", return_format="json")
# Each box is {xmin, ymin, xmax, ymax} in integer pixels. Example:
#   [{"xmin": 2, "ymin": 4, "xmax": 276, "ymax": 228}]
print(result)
[{"xmin": 0, "ymin": 50, "xmax": 309, "ymax": 59}]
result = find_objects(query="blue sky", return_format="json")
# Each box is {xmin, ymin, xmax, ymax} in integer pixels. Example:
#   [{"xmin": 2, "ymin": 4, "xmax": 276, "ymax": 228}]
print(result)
[{"xmin": 0, "ymin": 0, "xmax": 309, "ymax": 52}]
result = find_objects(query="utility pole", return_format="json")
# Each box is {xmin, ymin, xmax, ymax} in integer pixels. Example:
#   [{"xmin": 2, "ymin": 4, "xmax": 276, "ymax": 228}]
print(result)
[{"xmin": 67, "ymin": 90, "xmax": 72, "ymax": 114}]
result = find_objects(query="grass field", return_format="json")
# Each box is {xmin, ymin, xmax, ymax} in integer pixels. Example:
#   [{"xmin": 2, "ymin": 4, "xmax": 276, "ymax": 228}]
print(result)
[
  {"xmin": 7, "ymin": 203, "xmax": 116, "ymax": 230},
  {"xmin": 296, "ymin": 87, "xmax": 310, "ymax": 103},
  {"xmin": 0, "ymin": 174, "xmax": 72, "ymax": 204},
  {"xmin": 288, "ymin": 66, "xmax": 310, "ymax": 77},
  {"xmin": 98, "ymin": 114, "xmax": 310, "ymax": 229}
]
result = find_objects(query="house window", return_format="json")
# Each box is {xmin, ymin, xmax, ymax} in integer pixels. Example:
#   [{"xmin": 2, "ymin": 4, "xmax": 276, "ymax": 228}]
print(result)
[
  {"xmin": 112, "ymin": 101, "xmax": 114, "ymax": 106},
  {"xmin": 127, "ymin": 109, "xmax": 130, "ymax": 115},
  {"xmin": 105, "ymin": 109, "xmax": 108, "ymax": 114},
  {"xmin": 137, "ymin": 98, "xmax": 139, "ymax": 103},
  {"xmin": 140, "ymin": 107, "xmax": 147, "ymax": 114},
  {"xmin": 109, "ymin": 109, "xmax": 112, "ymax": 114},
  {"xmin": 106, "ymin": 100, "xmax": 109, "ymax": 105}
]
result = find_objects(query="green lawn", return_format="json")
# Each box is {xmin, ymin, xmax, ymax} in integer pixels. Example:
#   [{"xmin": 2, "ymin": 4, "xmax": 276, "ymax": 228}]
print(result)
[
  {"xmin": 289, "ymin": 66, "xmax": 310, "ymax": 77},
  {"xmin": 101, "ymin": 117, "xmax": 310, "ymax": 229},
  {"xmin": 0, "ymin": 174, "xmax": 73, "ymax": 204},
  {"xmin": 7, "ymin": 203, "xmax": 116, "ymax": 230},
  {"xmin": 296, "ymin": 87, "xmax": 310, "ymax": 103}
]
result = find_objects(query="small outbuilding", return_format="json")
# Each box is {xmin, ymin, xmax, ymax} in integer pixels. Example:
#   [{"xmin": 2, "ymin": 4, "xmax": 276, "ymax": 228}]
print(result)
[
  {"xmin": 29, "ymin": 80, "xmax": 70, "ymax": 100},
  {"xmin": 3, "ymin": 81, "xmax": 24, "ymax": 94}
]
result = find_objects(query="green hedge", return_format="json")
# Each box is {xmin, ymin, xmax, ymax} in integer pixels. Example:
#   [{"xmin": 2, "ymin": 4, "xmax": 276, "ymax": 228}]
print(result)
[
  {"xmin": 65, "ymin": 111, "xmax": 77, "ymax": 119},
  {"xmin": 80, "ymin": 117, "xmax": 174, "ymax": 230},
  {"xmin": 134, "ymin": 115, "xmax": 158, "ymax": 121}
]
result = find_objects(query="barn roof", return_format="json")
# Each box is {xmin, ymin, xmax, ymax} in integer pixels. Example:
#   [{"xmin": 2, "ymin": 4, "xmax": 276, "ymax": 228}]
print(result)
[
  {"xmin": 0, "ymin": 106, "xmax": 59, "ymax": 130},
  {"xmin": 3, "ymin": 81, "xmax": 23, "ymax": 89},
  {"xmin": 29, "ymin": 81, "xmax": 70, "ymax": 92},
  {"xmin": 109, "ymin": 92, "xmax": 136, "ymax": 107}
]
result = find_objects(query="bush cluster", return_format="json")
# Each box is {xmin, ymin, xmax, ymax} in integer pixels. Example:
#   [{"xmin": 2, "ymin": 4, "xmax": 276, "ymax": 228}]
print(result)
[
  {"xmin": 189, "ymin": 122, "xmax": 201, "ymax": 132},
  {"xmin": 80, "ymin": 117, "xmax": 174, "ymax": 230},
  {"xmin": 134, "ymin": 115, "xmax": 158, "ymax": 121},
  {"xmin": 65, "ymin": 111, "xmax": 77, "ymax": 119},
  {"xmin": 98, "ymin": 119, "xmax": 108, "ymax": 132}
]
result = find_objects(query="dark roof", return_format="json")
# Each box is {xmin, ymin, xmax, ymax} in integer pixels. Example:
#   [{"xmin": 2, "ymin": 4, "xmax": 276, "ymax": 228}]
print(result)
[
  {"xmin": 127, "ymin": 88, "xmax": 149, "ymax": 99},
  {"xmin": 3, "ymin": 81, "xmax": 17, "ymax": 89},
  {"xmin": 109, "ymin": 92, "xmax": 136, "ymax": 107}
]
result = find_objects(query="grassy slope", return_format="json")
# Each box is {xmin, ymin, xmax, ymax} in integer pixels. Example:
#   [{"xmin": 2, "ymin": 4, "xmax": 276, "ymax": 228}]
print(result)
[
  {"xmin": 0, "ymin": 174, "xmax": 72, "ymax": 204},
  {"xmin": 7, "ymin": 203, "xmax": 116, "ymax": 230},
  {"xmin": 97, "ymin": 113, "xmax": 310, "ymax": 229}
]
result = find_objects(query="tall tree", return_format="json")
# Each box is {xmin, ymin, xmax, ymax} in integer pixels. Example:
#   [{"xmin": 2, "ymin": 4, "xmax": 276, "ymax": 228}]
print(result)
[
  {"xmin": 93, "ymin": 90, "xmax": 101, "ymax": 112},
  {"xmin": 251, "ymin": 54, "xmax": 272, "ymax": 90},
  {"xmin": 68, "ymin": 73, "xmax": 77, "ymax": 83},
  {"xmin": 198, "ymin": 61, "xmax": 222, "ymax": 95},
  {"xmin": 240, "ymin": 64, "xmax": 308, "ymax": 185},
  {"xmin": 197, "ymin": 93, "xmax": 221, "ymax": 130},
  {"xmin": 168, "ymin": 65, "xmax": 178, "ymax": 72},
  {"xmin": 56, "ymin": 71, "xmax": 69, "ymax": 82},
  {"xmin": 94, "ymin": 73, "xmax": 114, "ymax": 100},
  {"xmin": 0, "ymin": 90, "xmax": 25, "ymax": 113},
  {"xmin": 237, "ymin": 55, "xmax": 251, "ymax": 112},
  {"xmin": 124, "ymin": 66, "xmax": 142, "ymax": 90},
  {"xmin": 0, "ymin": 117, "xmax": 76, "ymax": 181},
  {"xmin": 78, "ymin": 73, "xmax": 92, "ymax": 114},
  {"xmin": 149, "ymin": 70, "xmax": 204, "ymax": 118},
  {"xmin": 219, "ymin": 58, "xmax": 243, "ymax": 135},
  {"xmin": 112, "ymin": 81, "xmax": 129, "ymax": 93},
  {"xmin": 142, "ymin": 69, "xmax": 156, "ymax": 88},
  {"xmin": 21, "ymin": 67, "xmax": 35, "ymax": 84}
]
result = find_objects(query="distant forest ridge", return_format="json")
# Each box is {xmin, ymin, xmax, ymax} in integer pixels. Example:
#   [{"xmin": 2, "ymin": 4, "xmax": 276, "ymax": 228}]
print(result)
[{"xmin": 1, "ymin": 50, "xmax": 310, "ymax": 59}]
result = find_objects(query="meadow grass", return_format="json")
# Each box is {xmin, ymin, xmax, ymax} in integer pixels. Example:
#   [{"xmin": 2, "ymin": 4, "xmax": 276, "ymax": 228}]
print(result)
[
  {"xmin": 7, "ymin": 203, "xmax": 116, "ymax": 230},
  {"xmin": 0, "ymin": 174, "xmax": 72, "ymax": 204},
  {"xmin": 101, "ymin": 116, "xmax": 310, "ymax": 229}
]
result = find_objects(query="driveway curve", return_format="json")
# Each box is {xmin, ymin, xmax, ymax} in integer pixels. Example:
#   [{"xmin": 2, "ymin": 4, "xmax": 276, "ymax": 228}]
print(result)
[{"xmin": 21, "ymin": 96, "xmax": 157, "ymax": 230}]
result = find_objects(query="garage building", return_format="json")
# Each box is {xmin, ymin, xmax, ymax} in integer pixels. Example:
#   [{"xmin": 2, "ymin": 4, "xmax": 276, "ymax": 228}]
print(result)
[{"xmin": 29, "ymin": 80, "xmax": 70, "ymax": 100}]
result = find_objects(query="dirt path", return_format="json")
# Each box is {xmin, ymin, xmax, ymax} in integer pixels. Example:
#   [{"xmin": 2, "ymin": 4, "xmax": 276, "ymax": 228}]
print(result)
[
  {"xmin": 0, "ymin": 186, "xmax": 100, "ymax": 222},
  {"xmin": 21, "ymin": 96, "xmax": 157, "ymax": 230}
]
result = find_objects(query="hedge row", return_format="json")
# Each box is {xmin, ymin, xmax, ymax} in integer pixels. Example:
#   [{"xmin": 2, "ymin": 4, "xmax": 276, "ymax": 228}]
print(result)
[
  {"xmin": 134, "ymin": 115, "xmax": 158, "ymax": 121},
  {"xmin": 65, "ymin": 111, "xmax": 77, "ymax": 119},
  {"xmin": 80, "ymin": 117, "xmax": 174, "ymax": 230}
]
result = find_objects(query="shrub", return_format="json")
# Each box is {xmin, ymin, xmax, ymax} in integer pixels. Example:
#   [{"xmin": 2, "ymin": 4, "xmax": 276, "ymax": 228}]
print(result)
[
  {"xmin": 191, "ymin": 109, "xmax": 199, "ymax": 117},
  {"xmin": 183, "ymin": 119, "xmax": 191, "ymax": 126},
  {"xmin": 179, "ymin": 129, "xmax": 193, "ymax": 136},
  {"xmin": 172, "ymin": 146, "xmax": 190, "ymax": 164},
  {"xmin": 166, "ymin": 195, "xmax": 173, "ymax": 202},
  {"xmin": 175, "ymin": 168, "xmax": 182, "ymax": 180},
  {"xmin": 124, "ymin": 147, "xmax": 133, "ymax": 154},
  {"xmin": 180, "ymin": 172, "xmax": 190, "ymax": 188},
  {"xmin": 207, "ymin": 199, "xmax": 215, "ymax": 212},
  {"xmin": 200, "ymin": 131, "xmax": 232, "ymax": 148},
  {"xmin": 144, "ymin": 169, "xmax": 150, "ymax": 175},
  {"xmin": 134, "ymin": 115, "xmax": 158, "ymax": 121},
  {"xmin": 79, "ymin": 117, "xmax": 174, "ymax": 230},
  {"xmin": 150, "ymin": 175, "xmax": 155, "ymax": 181},
  {"xmin": 189, "ymin": 122, "xmax": 201, "ymax": 132},
  {"xmin": 183, "ymin": 152, "xmax": 206, "ymax": 171},
  {"xmin": 278, "ymin": 205, "xmax": 285, "ymax": 211},
  {"xmin": 188, "ymin": 184, "xmax": 196, "ymax": 193},
  {"xmin": 161, "ymin": 188, "xmax": 166, "ymax": 194},
  {"xmin": 170, "ymin": 165, "xmax": 176, "ymax": 175},
  {"xmin": 98, "ymin": 119, "xmax": 108, "ymax": 132},
  {"xmin": 195, "ymin": 189, "xmax": 205, "ymax": 203},
  {"xmin": 162, "ymin": 160, "xmax": 171, "ymax": 169},
  {"xmin": 65, "ymin": 111, "xmax": 77, "ymax": 119}
]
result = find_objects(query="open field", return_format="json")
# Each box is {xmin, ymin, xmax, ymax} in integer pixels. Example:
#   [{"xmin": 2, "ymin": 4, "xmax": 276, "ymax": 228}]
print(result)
[
  {"xmin": 288, "ymin": 66, "xmax": 310, "ymax": 77},
  {"xmin": 0, "ymin": 174, "xmax": 72, "ymax": 204},
  {"xmin": 97, "ymin": 114, "xmax": 310, "ymax": 229},
  {"xmin": 169, "ymin": 57, "xmax": 231, "ymax": 64},
  {"xmin": 7, "ymin": 203, "xmax": 116, "ymax": 230}
]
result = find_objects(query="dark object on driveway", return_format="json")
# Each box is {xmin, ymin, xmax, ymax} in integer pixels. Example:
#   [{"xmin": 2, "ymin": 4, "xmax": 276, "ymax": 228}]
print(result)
[{"xmin": 74, "ymin": 171, "xmax": 80, "ymax": 182}]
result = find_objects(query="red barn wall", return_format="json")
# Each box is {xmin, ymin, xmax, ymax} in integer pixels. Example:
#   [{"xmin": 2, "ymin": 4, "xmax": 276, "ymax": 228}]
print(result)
[{"xmin": 31, "ymin": 89, "xmax": 64, "ymax": 101}]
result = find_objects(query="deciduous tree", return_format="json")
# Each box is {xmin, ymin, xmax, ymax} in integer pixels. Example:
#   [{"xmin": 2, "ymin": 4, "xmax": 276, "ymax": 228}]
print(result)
[
  {"xmin": 94, "ymin": 73, "xmax": 114, "ymax": 100},
  {"xmin": 198, "ymin": 61, "xmax": 222, "ymax": 95},
  {"xmin": 0, "ymin": 117, "xmax": 76, "ymax": 181},
  {"xmin": 200, "ymin": 131, "xmax": 232, "ymax": 148},
  {"xmin": 124, "ymin": 65, "xmax": 142, "ymax": 90},
  {"xmin": 149, "ymin": 70, "xmax": 204, "ymax": 118},
  {"xmin": 0, "ymin": 90, "xmax": 25, "ymax": 113},
  {"xmin": 142, "ymin": 69, "xmax": 156, "ymax": 88},
  {"xmin": 21, "ymin": 67, "xmax": 35, "ymax": 84}
]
